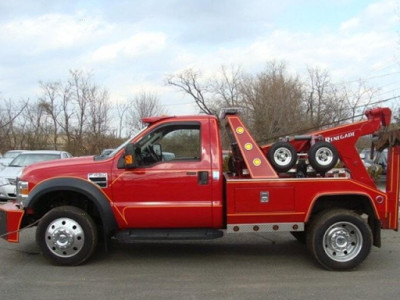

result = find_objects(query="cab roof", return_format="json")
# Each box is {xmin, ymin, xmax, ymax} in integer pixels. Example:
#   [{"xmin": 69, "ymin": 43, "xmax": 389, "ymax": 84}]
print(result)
[{"xmin": 141, "ymin": 114, "xmax": 217, "ymax": 125}]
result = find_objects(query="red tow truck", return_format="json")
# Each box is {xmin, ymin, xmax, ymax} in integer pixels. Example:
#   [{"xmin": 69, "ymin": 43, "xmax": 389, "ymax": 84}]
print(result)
[{"xmin": 0, "ymin": 107, "xmax": 399, "ymax": 270}]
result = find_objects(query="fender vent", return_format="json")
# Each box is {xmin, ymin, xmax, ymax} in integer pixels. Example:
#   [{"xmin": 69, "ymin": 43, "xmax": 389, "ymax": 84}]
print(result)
[{"xmin": 88, "ymin": 173, "xmax": 108, "ymax": 188}]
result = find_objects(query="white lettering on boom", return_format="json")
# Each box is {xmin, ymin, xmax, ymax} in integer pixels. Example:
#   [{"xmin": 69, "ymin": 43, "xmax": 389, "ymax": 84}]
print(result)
[{"xmin": 325, "ymin": 132, "xmax": 355, "ymax": 143}]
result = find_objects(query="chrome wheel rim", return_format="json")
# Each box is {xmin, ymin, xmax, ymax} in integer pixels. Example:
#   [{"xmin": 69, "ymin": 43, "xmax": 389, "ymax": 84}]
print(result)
[
  {"xmin": 315, "ymin": 147, "xmax": 334, "ymax": 166},
  {"xmin": 323, "ymin": 221, "xmax": 362, "ymax": 262},
  {"xmin": 273, "ymin": 147, "xmax": 293, "ymax": 166},
  {"xmin": 45, "ymin": 217, "xmax": 85, "ymax": 258}
]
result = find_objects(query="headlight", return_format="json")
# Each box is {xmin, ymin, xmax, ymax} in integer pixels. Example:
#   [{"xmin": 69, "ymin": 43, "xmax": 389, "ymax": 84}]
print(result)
[
  {"xmin": 0, "ymin": 177, "xmax": 9, "ymax": 186},
  {"xmin": 16, "ymin": 180, "xmax": 29, "ymax": 206}
]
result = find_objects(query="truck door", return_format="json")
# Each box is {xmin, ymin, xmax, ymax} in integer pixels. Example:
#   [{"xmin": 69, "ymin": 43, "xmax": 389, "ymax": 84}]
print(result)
[{"xmin": 112, "ymin": 120, "xmax": 214, "ymax": 228}]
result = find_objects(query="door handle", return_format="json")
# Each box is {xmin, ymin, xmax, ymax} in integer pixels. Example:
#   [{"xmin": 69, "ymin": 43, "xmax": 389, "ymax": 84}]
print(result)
[{"xmin": 197, "ymin": 171, "xmax": 209, "ymax": 185}]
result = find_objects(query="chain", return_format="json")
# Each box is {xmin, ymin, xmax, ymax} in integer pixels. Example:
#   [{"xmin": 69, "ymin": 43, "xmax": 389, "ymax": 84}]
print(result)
[{"xmin": 0, "ymin": 218, "xmax": 41, "ymax": 239}]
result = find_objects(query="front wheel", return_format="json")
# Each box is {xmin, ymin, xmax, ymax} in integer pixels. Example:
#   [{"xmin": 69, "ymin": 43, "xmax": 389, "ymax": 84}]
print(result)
[
  {"xmin": 36, "ymin": 206, "xmax": 98, "ymax": 266},
  {"xmin": 307, "ymin": 209, "xmax": 372, "ymax": 271}
]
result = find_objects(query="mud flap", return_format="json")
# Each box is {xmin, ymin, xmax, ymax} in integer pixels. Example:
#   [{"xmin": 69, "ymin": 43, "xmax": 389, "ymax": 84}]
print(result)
[{"xmin": 0, "ymin": 202, "xmax": 25, "ymax": 243}]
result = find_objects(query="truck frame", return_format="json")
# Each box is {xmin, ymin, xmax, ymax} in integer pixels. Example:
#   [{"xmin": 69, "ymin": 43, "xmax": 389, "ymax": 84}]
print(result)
[{"xmin": 0, "ymin": 107, "xmax": 399, "ymax": 270}]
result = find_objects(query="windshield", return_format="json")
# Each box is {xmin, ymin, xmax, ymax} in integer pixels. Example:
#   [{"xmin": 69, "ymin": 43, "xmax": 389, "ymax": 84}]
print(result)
[
  {"xmin": 4, "ymin": 151, "xmax": 21, "ymax": 159},
  {"xmin": 108, "ymin": 126, "xmax": 149, "ymax": 157},
  {"xmin": 9, "ymin": 153, "xmax": 60, "ymax": 167}
]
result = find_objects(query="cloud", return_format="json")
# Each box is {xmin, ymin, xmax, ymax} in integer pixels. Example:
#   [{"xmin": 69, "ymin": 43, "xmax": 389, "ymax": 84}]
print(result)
[
  {"xmin": 340, "ymin": 0, "xmax": 398, "ymax": 32},
  {"xmin": 340, "ymin": 17, "xmax": 360, "ymax": 31},
  {"xmin": 91, "ymin": 32, "xmax": 167, "ymax": 62},
  {"xmin": 0, "ymin": 13, "xmax": 113, "ymax": 55},
  {"xmin": 0, "ymin": 0, "xmax": 398, "ymax": 115}
]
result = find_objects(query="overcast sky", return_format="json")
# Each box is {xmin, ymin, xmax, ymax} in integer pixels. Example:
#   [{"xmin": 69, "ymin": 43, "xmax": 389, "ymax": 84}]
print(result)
[{"xmin": 0, "ymin": 0, "xmax": 399, "ymax": 115}]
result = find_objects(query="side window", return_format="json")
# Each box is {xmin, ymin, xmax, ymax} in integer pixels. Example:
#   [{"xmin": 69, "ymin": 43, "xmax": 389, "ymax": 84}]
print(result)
[
  {"xmin": 160, "ymin": 128, "xmax": 200, "ymax": 160},
  {"xmin": 136, "ymin": 123, "xmax": 201, "ymax": 166}
]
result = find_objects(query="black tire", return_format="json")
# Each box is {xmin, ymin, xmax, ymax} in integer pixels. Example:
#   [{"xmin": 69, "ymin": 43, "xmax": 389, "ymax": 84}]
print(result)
[
  {"xmin": 306, "ymin": 209, "xmax": 372, "ymax": 271},
  {"xmin": 290, "ymin": 231, "xmax": 306, "ymax": 244},
  {"xmin": 267, "ymin": 142, "xmax": 297, "ymax": 173},
  {"xmin": 308, "ymin": 142, "xmax": 338, "ymax": 173},
  {"xmin": 36, "ymin": 206, "xmax": 98, "ymax": 266}
]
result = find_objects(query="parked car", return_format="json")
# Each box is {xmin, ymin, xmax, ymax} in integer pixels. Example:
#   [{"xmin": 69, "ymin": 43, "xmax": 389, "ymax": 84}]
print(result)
[
  {"xmin": 0, "ymin": 150, "xmax": 72, "ymax": 201},
  {"xmin": 100, "ymin": 148, "xmax": 114, "ymax": 157},
  {"xmin": 0, "ymin": 150, "xmax": 24, "ymax": 171},
  {"xmin": 360, "ymin": 148, "xmax": 388, "ymax": 175}
]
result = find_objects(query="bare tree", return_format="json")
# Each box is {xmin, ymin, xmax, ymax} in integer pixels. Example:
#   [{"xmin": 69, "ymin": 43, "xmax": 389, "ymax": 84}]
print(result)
[
  {"xmin": 69, "ymin": 70, "xmax": 91, "ymax": 154},
  {"xmin": 126, "ymin": 92, "xmax": 167, "ymax": 134},
  {"xmin": 0, "ymin": 99, "xmax": 28, "ymax": 151},
  {"xmin": 212, "ymin": 65, "xmax": 243, "ymax": 108},
  {"xmin": 86, "ymin": 87, "xmax": 111, "ymax": 154},
  {"xmin": 115, "ymin": 100, "xmax": 129, "ymax": 138},
  {"xmin": 166, "ymin": 69, "xmax": 216, "ymax": 116},
  {"xmin": 22, "ymin": 102, "xmax": 52, "ymax": 150},
  {"xmin": 58, "ymin": 81, "xmax": 74, "ymax": 152},
  {"xmin": 304, "ymin": 67, "xmax": 349, "ymax": 129},
  {"xmin": 240, "ymin": 62, "xmax": 304, "ymax": 142},
  {"xmin": 38, "ymin": 81, "xmax": 62, "ymax": 149},
  {"xmin": 343, "ymin": 80, "xmax": 377, "ymax": 122}
]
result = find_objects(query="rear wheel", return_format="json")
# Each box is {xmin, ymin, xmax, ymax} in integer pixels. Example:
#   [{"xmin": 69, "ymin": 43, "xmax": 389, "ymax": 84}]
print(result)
[
  {"xmin": 36, "ymin": 206, "xmax": 98, "ymax": 266},
  {"xmin": 307, "ymin": 209, "xmax": 372, "ymax": 270},
  {"xmin": 267, "ymin": 142, "xmax": 297, "ymax": 172}
]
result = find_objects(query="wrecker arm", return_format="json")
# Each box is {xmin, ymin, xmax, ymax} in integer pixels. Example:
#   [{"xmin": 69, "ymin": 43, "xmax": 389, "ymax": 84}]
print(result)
[{"xmin": 261, "ymin": 107, "xmax": 393, "ymax": 187}]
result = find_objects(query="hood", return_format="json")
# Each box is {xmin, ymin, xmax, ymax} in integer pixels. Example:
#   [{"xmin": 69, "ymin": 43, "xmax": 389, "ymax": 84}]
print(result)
[
  {"xmin": 20, "ymin": 155, "xmax": 114, "ymax": 182},
  {"xmin": 0, "ymin": 158, "xmax": 13, "ymax": 168},
  {"xmin": 23, "ymin": 156, "xmax": 94, "ymax": 173},
  {"xmin": 0, "ymin": 165, "xmax": 23, "ymax": 179}
]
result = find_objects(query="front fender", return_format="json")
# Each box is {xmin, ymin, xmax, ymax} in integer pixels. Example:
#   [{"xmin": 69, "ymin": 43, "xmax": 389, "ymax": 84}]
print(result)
[{"xmin": 24, "ymin": 177, "xmax": 118, "ymax": 236}]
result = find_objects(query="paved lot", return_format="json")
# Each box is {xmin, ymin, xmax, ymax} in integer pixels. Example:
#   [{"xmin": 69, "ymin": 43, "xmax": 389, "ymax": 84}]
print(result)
[
  {"xmin": 0, "ymin": 178, "xmax": 397, "ymax": 299},
  {"xmin": 1, "ymin": 224, "xmax": 400, "ymax": 300}
]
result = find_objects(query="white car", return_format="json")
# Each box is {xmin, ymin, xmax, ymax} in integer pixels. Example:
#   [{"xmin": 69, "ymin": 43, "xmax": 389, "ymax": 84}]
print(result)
[
  {"xmin": 360, "ymin": 148, "xmax": 388, "ymax": 175},
  {"xmin": 0, "ymin": 150, "xmax": 72, "ymax": 201},
  {"xmin": 0, "ymin": 150, "xmax": 24, "ymax": 171}
]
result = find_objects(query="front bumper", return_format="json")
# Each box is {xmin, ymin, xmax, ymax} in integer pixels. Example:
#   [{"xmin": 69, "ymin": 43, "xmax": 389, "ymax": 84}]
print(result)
[
  {"xmin": 0, "ymin": 202, "xmax": 24, "ymax": 242},
  {"xmin": 0, "ymin": 184, "xmax": 17, "ymax": 200}
]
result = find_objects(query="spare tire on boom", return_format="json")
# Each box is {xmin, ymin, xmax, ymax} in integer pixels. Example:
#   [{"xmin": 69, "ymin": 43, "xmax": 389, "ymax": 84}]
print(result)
[
  {"xmin": 308, "ymin": 141, "xmax": 339, "ymax": 173},
  {"xmin": 267, "ymin": 142, "xmax": 297, "ymax": 173}
]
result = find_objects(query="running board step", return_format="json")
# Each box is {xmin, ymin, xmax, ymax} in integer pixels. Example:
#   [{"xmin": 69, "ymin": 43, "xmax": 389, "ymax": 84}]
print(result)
[{"xmin": 115, "ymin": 229, "xmax": 223, "ymax": 242}]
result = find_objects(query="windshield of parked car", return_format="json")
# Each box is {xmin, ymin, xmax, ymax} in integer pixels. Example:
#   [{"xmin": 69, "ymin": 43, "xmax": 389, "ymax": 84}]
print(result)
[
  {"xmin": 360, "ymin": 149, "xmax": 387, "ymax": 165},
  {"xmin": 4, "ymin": 151, "xmax": 21, "ymax": 159},
  {"xmin": 9, "ymin": 154, "xmax": 60, "ymax": 167}
]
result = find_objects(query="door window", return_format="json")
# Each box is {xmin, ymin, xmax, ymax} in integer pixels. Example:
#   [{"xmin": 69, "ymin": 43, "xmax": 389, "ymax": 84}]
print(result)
[{"xmin": 136, "ymin": 123, "xmax": 201, "ymax": 166}]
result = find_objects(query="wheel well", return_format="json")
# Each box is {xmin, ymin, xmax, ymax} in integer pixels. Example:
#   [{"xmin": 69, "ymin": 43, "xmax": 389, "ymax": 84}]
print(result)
[
  {"xmin": 30, "ymin": 190, "xmax": 103, "ymax": 232},
  {"xmin": 309, "ymin": 195, "xmax": 376, "ymax": 219},
  {"xmin": 308, "ymin": 194, "xmax": 381, "ymax": 247}
]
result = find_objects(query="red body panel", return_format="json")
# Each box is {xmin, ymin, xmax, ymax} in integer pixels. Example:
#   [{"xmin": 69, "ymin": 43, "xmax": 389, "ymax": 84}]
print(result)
[
  {"xmin": 226, "ymin": 178, "xmax": 385, "ymax": 224},
  {"xmin": 0, "ymin": 202, "xmax": 24, "ymax": 242},
  {"xmin": 109, "ymin": 117, "xmax": 224, "ymax": 229}
]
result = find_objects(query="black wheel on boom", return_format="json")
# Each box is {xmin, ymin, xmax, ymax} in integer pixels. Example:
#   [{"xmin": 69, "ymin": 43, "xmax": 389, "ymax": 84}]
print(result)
[
  {"xmin": 308, "ymin": 141, "xmax": 339, "ymax": 173},
  {"xmin": 267, "ymin": 142, "xmax": 297, "ymax": 173}
]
